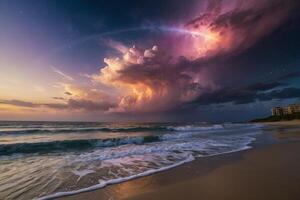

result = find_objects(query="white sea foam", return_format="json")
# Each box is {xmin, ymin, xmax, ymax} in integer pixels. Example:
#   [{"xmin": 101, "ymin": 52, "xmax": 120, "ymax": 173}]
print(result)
[
  {"xmin": 71, "ymin": 169, "xmax": 95, "ymax": 177},
  {"xmin": 70, "ymin": 137, "xmax": 244, "ymax": 163},
  {"xmin": 0, "ymin": 123, "xmax": 263, "ymax": 200},
  {"xmin": 33, "ymin": 132, "xmax": 256, "ymax": 200},
  {"xmin": 37, "ymin": 135, "xmax": 255, "ymax": 200},
  {"xmin": 36, "ymin": 155, "xmax": 195, "ymax": 200},
  {"xmin": 168, "ymin": 124, "xmax": 224, "ymax": 132}
]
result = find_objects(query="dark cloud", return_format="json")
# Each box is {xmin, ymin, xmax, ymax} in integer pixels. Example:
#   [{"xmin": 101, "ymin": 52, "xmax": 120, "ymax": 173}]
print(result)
[
  {"xmin": 258, "ymin": 87, "xmax": 300, "ymax": 101},
  {"xmin": 276, "ymin": 71, "xmax": 300, "ymax": 81},
  {"xmin": 192, "ymin": 86, "xmax": 300, "ymax": 106},
  {"xmin": 67, "ymin": 99, "xmax": 115, "ymax": 111},
  {"xmin": 0, "ymin": 100, "xmax": 38, "ymax": 108},
  {"xmin": 64, "ymin": 91, "xmax": 73, "ymax": 96},
  {"xmin": 184, "ymin": 0, "xmax": 300, "ymax": 57},
  {"xmin": 191, "ymin": 87, "xmax": 254, "ymax": 105},
  {"xmin": 0, "ymin": 99, "xmax": 116, "ymax": 112},
  {"xmin": 245, "ymin": 81, "xmax": 285, "ymax": 92},
  {"xmin": 191, "ymin": 72, "xmax": 300, "ymax": 106}
]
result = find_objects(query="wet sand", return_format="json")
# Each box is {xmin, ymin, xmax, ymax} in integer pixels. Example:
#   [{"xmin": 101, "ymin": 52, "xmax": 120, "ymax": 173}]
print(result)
[
  {"xmin": 262, "ymin": 120, "xmax": 300, "ymax": 140},
  {"xmin": 261, "ymin": 119, "xmax": 300, "ymax": 126},
  {"xmin": 58, "ymin": 122, "xmax": 300, "ymax": 200}
]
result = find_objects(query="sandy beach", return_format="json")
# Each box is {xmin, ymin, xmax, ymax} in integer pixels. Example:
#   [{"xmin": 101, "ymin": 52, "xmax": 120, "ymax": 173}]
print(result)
[
  {"xmin": 57, "ymin": 121, "xmax": 300, "ymax": 200},
  {"xmin": 261, "ymin": 119, "xmax": 300, "ymax": 126}
]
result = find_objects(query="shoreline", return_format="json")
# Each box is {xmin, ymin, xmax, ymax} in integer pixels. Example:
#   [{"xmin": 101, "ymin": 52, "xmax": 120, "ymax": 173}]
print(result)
[
  {"xmin": 126, "ymin": 141, "xmax": 300, "ymax": 200},
  {"xmin": 57, "ymin": 147, "xmax": 250, "ymax": 200},
  {"xmin": 257, "ymin": 119, "xmax": 300, "ymax": 125},
  {"xmin": 45, "ymin": 139, "xmax": 253, "ymax": 200},
  {"xmin": 57, "ymin": 121, "xmax": 300, "ymax": 200}
]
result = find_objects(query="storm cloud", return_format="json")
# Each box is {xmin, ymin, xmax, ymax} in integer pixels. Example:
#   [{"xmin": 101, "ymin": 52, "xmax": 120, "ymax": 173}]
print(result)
[
  {"xmin": 89, "ymin": 0, "xmax": 299, "ymax": 113},
  {"xmin": 0, "ymin": 99, "xmax": 116, "ymax": 112},
  {"xmin": 191, "ymin": 72, "xmax": 300, "ymax": 106}
]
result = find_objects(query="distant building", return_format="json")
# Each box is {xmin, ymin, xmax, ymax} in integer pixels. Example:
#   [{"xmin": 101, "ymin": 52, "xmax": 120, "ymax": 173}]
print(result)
[
  {"xmin": 271, "ymin": 103, "xmax": 300, "ymax": 116},
  {"xmin": 287, "ymin": 104, "xmax": 300, "ymax": 114},
  {"xmin": 283, "ymin": 107, "xmax": 289, "ymax": 115},
  {"xmin": 271, "ymin": 107, "xmax": 284, "ymax": 116}
]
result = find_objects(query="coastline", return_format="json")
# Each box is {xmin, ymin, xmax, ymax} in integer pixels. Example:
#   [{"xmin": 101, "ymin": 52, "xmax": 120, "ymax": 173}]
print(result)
[
  {"xmin": 258, "ymin": 119, "xmax": 300, "ymax": 125},
  {"xmin": 56, "ymin": 121, "xmax": 300, "ymax": 200},
  {"xmin": 125, "ymin": 141, "xmax": 300, "ymax": 200}
]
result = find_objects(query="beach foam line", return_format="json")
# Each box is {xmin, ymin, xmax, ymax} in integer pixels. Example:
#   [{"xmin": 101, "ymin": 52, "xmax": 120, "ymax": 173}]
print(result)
[
  {"xmin": 202, "ymin": 144, "xmax": 253, "ymax": 158},
  {"xmin": 35, "ymin": 155, "xmax": 195, "ymax": 200},
  {"xmin": 35, "ymin": 136, "xmax": 256, "ymax": 200},
  {"xmin": 166, "ymin": 123, "xmax": 263, "ymax": 132},
  {"xmin": 167, "ymin": 124, "xmax": 224, "ymax": 131}
]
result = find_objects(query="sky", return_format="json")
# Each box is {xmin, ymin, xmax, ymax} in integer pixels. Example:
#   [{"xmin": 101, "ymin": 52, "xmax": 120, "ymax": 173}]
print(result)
[{"xmin": 0, "ymin": 0, "xmax": 300, "ymax": 122}]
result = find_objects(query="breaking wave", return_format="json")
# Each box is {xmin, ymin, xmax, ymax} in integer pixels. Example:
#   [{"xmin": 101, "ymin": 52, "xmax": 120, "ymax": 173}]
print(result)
[
  {"xmin": 0, "ymin": 122, "xmax": 263, "ymax": 200},
  {"xmin": 0, "ymin": 135, "xmax": 160, "ymax": 155}
]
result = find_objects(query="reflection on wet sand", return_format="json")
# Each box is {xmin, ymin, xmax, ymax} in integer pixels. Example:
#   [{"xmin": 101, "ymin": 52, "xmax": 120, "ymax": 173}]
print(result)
[{"xmin": 110, "ymin": 175, "xmax": 155, "ymax": 199}]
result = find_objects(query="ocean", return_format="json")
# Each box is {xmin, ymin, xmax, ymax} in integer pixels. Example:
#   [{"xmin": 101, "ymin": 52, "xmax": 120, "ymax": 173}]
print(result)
[{"xmin": 0, "ymin": 121, "xmax": 262, "ymax": 199}]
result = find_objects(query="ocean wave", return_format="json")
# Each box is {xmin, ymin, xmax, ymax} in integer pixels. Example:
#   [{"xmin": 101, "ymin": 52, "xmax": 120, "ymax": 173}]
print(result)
[
  {"xmin": 0, "ymin": 123, "xmax": 257, "ymax": 135},
  {"xmin": 0, "ymin": 124, "xmax": 261, "ymax": 200},
  {"xmin": 0, "ymin": 126, "xmax": 169, "ymax": 135},
  {"xmin": 36, "ymin": 135, "xmax": 255, "ymax": 200},
  {"xmin": 70, "ymin": 135, "xmax": 255, "ymax": 163},
  {"xmin": 36, "ymin": 154, "xmax": 195, "ymax": 200},
  {"xmin": 167, "ymin": 124, "xmax": 224, "ymax": 131},
  {"xmin": 0, "ymin": 124, "xmax": 262, "ymax": 155},
  {"xmin": 0, "ymin": 135, "xmax": 161, "ymax": 155}
]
